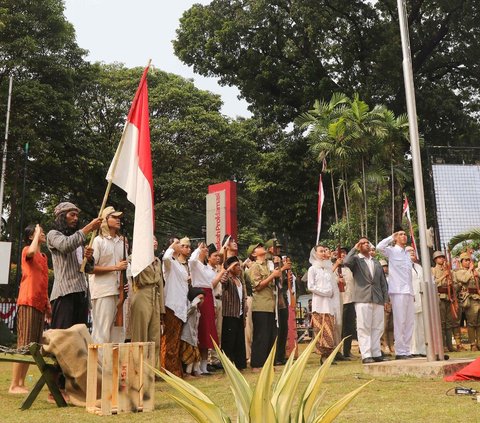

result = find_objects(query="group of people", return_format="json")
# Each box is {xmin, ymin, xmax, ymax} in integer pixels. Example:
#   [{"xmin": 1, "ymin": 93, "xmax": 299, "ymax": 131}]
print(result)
[
  {"xmin": 308, "ymin": 229, "xmax": 480, "ymax": 365},
  {"xmin": 8, "ymin": 199, "xmax": 480, "ymax": 394}
]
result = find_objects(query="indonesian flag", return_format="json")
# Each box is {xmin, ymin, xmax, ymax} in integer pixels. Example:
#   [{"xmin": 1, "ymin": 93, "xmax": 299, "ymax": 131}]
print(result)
[
  {"xmin": 402, "ymin": 196, "xmax": 417, "ymax": 257},
  {"xmin": 106, "ymin": 65, "xmax": 154, "ymax": 277},
  {"xmin": 316, "ymin": 160, "xmax": 326, "ymax": 245}
]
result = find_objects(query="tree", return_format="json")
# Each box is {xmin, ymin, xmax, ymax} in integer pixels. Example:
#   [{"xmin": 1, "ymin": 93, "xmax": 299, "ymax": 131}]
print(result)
[
  {"xmin": 174, "ymin": 0, "xmax": 480, "ymax": 148},
  {"xmin": 297, "ymin": 92, "xmax": 412, "ymax": 244},
  {"xmin": 0, "ymin": 0, "xmax": 87, "ymax": 241}
]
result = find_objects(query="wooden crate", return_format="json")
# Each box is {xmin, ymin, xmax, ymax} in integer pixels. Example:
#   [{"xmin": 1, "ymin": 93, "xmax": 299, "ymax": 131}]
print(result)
[{"xmin": 86, "ymin": 342, "xmax": 155, "ymax": 415}]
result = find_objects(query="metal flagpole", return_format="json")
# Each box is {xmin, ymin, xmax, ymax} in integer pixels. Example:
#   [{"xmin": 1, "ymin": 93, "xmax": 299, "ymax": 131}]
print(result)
[
  {"xmin": 396, "ymin": 0, "xmax": 444, "ymax": 361},
  {"xmin": 0, "ymin": 76, "xmax": 13, "ymax": 239}
]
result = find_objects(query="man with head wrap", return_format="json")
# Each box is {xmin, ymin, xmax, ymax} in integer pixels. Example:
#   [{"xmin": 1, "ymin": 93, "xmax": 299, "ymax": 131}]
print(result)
[
  {"xmin": 88, "ymin": 206, "xmax": 128, "ymax": 343},
  {"xmin": 47, "ymin": 202, "xmax": 102, "ymax": 329}
]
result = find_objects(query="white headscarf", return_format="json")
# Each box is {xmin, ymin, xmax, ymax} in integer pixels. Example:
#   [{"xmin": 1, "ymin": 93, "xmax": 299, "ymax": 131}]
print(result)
[{"xmin": 309, "ymin": 246, "xmax": 333, "ymax": 270}]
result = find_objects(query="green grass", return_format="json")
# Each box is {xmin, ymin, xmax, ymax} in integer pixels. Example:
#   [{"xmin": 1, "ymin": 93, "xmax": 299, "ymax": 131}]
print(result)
[{"xmin": 1, "ymin": 349, "xmax": 480, "ymax": 422}]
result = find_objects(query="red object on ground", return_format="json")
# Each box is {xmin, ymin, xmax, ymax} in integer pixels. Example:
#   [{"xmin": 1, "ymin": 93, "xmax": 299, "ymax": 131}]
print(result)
[{"xmin": 444, "ymin": 357, "xmax": 480, "ymax": 381}]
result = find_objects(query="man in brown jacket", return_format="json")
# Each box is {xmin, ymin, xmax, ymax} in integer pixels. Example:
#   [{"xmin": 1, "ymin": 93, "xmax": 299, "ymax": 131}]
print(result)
[{"xmin": 130, "ymin": 236, "xmax": 165, "ymax": 368}]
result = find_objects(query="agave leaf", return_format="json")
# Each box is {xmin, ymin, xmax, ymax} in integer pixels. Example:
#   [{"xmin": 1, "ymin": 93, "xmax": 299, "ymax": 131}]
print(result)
[
  {"xmin": 302, "ymin": 390, "xmax": 327, "ymax": 423},
  {"xmin": 300, "ymin": 339, "xmax": 346, "ymax": 422},
  {"xmin": 212, "ymin": 340, "xmax": 252, "ymax": 422},
  {"xmin": 249, "ymin": 341, "xmax": 277, "ymax": 423},
  {"xmin": 147, "ymin": 364, "xmax": 227, "ymax": 422},
  {"xmin": 312, "ymin": 380, "xmax": 374, "ymax": 423},
  {"xmin": 166, "ymin": 393, "xmax": 230, "ymax": 423},
  {"xmin": 276, "ymin": 344, "xmax": 297, "ymax": 386},
  {"xmin": 448, "ymin": 228, "xmax": 480, "ymax": 250},
  {"xmin": 272, "ymin": 328, "xmax": 324, "ymax": 423}
]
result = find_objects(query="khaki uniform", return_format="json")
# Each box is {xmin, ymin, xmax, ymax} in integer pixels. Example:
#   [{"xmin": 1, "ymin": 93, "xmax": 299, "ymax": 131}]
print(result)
[
  {"xmin": 249, "ymin": 260, "xmax": 276, "ymax": 368},
  {"xmin": 453, "ymin": 268, "xmax": 480, "ymax": 350},
  {"xmin": 130, "ymin": 257, "xmax": 165, "ymax": 368},
  {"xmin": 432, "ymin": 264, "xmax": 458, "ymax": 351}
]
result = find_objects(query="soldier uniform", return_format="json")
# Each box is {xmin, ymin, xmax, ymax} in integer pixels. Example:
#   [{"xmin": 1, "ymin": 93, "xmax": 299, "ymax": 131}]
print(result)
[
  {"xmin": 453, "ymin": 253, "xmax": 480, "ymax": 351},
  {"xmin": 431, "ymin": 251, "xmax": 458, "ymax": 352}
]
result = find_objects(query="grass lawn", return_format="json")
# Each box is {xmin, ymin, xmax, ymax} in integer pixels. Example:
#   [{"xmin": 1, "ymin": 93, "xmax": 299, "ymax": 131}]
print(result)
[{"xmin": 1, "ymin": 349, "xmax": 480, "ymax": 422}]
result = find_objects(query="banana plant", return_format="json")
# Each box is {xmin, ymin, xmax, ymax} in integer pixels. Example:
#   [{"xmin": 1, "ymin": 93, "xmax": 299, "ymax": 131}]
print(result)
[{"xmin": 147, "ymin": 330, "xmax": 372, "ymax": 422}]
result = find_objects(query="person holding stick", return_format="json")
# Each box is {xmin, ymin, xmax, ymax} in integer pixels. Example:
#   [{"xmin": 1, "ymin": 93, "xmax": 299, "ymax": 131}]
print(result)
[
  {"xmin": 89, "ymin": 206, "xmax": 127, "ymax": 343},
  {"xmin": 47, "ymin": 202, "xmax": 102, "ymax": 329}
]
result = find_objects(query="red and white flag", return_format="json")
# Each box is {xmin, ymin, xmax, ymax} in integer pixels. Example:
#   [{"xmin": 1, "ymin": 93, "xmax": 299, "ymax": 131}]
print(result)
[
  {"xmin": 316, "ymin": 160, "xmax": 326, "ymax": 245},
  {"xmin": 402, "ymin": 196, "xmax": 417, "ymax": 257},
  {"xmin": 106, "ymin": 65, "xmax": 154, "ymax": 277}
]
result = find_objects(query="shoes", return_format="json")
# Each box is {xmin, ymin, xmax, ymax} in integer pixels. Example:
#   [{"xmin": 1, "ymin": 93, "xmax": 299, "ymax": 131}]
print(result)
[
  {"xmin": 395, "ymin": 355, "xmax": 413, "ymax": 360},
  {"xmin": 362, "ymin": 357, "xmax": 375, "ymax": 364},
  {"xmin": 206, "ymin": 364, "xmax": 217, "ymax": 373},
  {"xmin": 372, "ymin": 356, "xmax": 384, "ymax": 362},
  {"xmin": 335, "ymin": 353, "xmax": 347, "ymax": 361},
  {"xmin": 274, "ymin": 360, "xmax": 286, "ymax": 366}
]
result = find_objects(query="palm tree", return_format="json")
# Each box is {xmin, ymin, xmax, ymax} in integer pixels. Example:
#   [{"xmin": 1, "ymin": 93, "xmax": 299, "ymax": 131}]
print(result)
[
  {"xmin": 374, "ymin": 108, "xmax": 411, "ymax": 232},
  {"xmin": 296, "ymin": 93, "xmax": 349, "ymax": 225},
  {"xmin": 341, "ymin": 97, "xmax": 388, "ymax": 237}
]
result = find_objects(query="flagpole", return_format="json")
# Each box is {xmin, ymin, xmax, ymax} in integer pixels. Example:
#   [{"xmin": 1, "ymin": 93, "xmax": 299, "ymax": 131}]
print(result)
[
  {"xmin": 80, "ymin": 60, "xmax": 152, "ymax": 272},
  {"xmin": 396, "ymin": 0, "xmax": 443, "ymax": 361}
]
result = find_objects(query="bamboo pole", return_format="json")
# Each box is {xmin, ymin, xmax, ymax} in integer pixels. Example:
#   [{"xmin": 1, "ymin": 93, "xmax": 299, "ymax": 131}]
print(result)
[{"xmin": 80, "ymin": 60, "xmax": 152, "ymax": 272}]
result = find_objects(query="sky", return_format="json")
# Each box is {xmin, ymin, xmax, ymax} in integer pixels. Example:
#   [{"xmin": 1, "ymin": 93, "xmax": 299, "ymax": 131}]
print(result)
[{"xmin": 63, "ymin": 0, "xmax": 251, "ymax": 118}]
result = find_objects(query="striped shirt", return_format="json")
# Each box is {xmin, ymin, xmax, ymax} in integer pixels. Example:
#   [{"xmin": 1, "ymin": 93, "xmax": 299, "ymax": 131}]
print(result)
[
  {"xmin": 47, "ymin": 229, "xmax": 93, "ymax": 301},
  {"xmin": 220, "ymin": 272, "xmax": 247, "ymax": 318}
]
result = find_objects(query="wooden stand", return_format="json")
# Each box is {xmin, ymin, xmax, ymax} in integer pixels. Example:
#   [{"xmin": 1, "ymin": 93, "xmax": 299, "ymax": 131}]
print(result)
[
  {"xmin": 0, "ymin": 343, "xmax": 67, "ymax": 410},
  {"xmin": 86, "ymin": 342, "xmax": 155, "ymax": 415}
]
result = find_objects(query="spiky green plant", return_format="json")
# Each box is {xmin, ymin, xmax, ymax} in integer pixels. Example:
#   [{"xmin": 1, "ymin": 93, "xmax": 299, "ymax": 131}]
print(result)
[
  {"xmin": 449, "ymin": 228, "xmax": 480, "ymax": 251},
  {"xmin": 147, "ymin": 331, "xmax": 372, "ymax": 423}
]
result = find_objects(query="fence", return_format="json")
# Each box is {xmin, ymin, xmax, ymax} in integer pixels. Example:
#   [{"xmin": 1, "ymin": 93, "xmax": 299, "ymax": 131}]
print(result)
[{"xmin": 0, "ymin": 300, "xmax": 17, "ymax": 331}]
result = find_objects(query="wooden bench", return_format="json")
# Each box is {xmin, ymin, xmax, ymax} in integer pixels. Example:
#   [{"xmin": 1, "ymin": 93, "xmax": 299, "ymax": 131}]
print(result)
[{"xmin": 0, "ymin": 343, "xmax": 67, "ymax": 409}]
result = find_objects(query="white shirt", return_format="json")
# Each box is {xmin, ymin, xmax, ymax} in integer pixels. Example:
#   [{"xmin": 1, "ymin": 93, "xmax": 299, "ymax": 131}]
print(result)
[
  {"xmin": 189, "ymin": 247, "xmax": 217, "ymax": 289},
  {"xmin": 358, "ymin": 253, "xmax": 375, "ymax": 278},
  {"xmin": 376, "ymin": 236, "xmax": 413, "ymax": 295},
  {"xmin": 89, "ymin": 235, "xmax": 124, "ymax": 300},
  {"xmin": 307, "ymin": 265, "xmax": 338, "ymax": 315},
  {"xmin": 237, "ymin": 284, "xmax": 243, "ymax": 315},
  {"xmin": 163, "ymin": 247, "xmax": 189, "ymax": 322}
]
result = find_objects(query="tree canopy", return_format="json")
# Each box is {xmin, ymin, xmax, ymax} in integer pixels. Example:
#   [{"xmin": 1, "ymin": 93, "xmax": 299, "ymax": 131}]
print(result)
[{"xmin": 174, "ymin": 0, "xmax": 480, "ymax": 146}]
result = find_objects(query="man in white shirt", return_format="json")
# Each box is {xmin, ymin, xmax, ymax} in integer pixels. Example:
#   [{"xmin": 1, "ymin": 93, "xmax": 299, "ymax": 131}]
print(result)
[
  {"xmin": 89, "ymin": 206, "xmax": 128, "ymax": 344},
  {"xmin": 377, "ymin": 230, "xmax": 415, "ymax": 359}
]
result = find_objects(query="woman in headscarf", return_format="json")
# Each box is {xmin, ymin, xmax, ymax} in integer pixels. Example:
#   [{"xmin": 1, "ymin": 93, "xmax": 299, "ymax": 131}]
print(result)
[{"xmin": 307, "ymin": 244, "xmax": 340, "ymax": 363}]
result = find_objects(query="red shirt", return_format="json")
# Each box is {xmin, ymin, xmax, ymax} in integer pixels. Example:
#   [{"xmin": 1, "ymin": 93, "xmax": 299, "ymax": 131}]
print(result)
[{"xmin": 17, "ymin": 246, "xmax": 49, "ymax": 313}]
